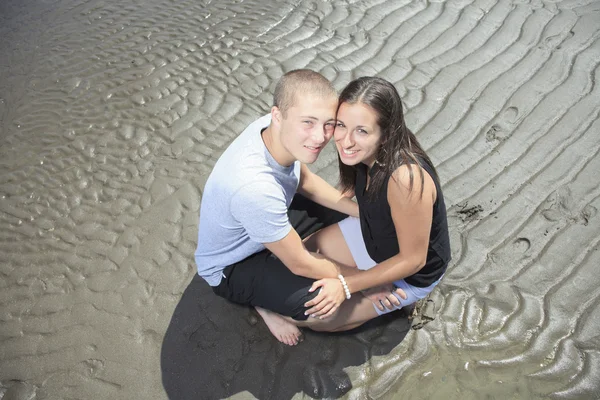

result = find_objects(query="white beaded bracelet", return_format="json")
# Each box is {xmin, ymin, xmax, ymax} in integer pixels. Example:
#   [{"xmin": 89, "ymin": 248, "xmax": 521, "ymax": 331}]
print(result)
[{"xmin": 338, "ymin": 274, "xmax": 351, "ymax": 300}]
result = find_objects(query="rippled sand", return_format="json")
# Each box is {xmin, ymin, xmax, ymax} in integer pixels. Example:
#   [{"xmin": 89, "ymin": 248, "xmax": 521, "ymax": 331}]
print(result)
[{"xmin": 1, "ymin": 0, "xmax": 599, "ymax": 399}]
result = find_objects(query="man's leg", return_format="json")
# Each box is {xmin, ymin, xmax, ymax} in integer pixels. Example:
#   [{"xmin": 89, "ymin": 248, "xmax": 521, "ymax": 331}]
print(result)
[
  {"xmin": 250, "ymin": 193, "xmax": 354, "ymax": 344},
  {"xmin": 214, "ymin": 249, "xmax": 319, "ymax": 346},
  {"xmin": 249, "ymin": 256, "xmax": 318, "ymax": 345},
  {"xmin": 222, "ymin": 194, "xmax": 356, "ymax": 345},
  {"xmin": 287, "ymin": 193, "xmax": 347, "ymax": 239},
  {"xmin": 252, "ymin": 213, "xmax": 383, "ymax": 336},
  {"xmin": 254, "ymin": 306, "xmax": 302, "ymax": 346}
]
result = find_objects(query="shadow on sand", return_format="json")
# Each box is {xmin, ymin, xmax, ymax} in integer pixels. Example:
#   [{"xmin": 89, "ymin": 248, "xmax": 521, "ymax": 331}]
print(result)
[{"xmin": 161, "ymin": 274, "xmax": 412, "ymax": 400}]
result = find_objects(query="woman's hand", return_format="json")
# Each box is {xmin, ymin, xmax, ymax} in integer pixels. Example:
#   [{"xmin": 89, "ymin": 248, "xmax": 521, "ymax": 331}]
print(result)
[
  {"xmin": 304, "ymin": 278, "xmax": 346, "ymax": 319},
  {"xmin": 362, "ymin": 285, "xmax": 407, "ymax": 312}
]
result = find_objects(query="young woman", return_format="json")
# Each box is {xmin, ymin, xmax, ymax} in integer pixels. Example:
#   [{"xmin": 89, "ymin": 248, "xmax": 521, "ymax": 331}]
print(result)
[{"xmin": 298, "ymin": 76, "xmax": 451, "ymax": 332}]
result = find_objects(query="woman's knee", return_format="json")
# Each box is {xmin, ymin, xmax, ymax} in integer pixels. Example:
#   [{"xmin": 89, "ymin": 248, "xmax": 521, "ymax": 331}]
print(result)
[
  {"xmin": 305, "ymin": 224, "xmax": 357, "ymax": 268},
  {"xmin": 302, "ymin": 232, "xmax": 319, "ymax": 252},
  {"xmin": 302, "ymin": 308, "xmax": 343, "ymax": 332}
]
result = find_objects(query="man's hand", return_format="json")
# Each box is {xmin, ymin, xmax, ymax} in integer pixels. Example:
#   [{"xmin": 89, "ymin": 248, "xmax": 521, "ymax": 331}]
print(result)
[
  {"xmin": 303, "ymin": 278, "xmax": 346, "ymax": 319},
  {"xmin": 362, "ymin": 284, "xmax": 407, "ymax": 312}
]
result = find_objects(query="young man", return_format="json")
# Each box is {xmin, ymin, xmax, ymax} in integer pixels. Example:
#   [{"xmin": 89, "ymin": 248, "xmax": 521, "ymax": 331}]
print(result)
[{"xmin": 195, "ymin": 70, "xmax": 360, "ymax": 345}]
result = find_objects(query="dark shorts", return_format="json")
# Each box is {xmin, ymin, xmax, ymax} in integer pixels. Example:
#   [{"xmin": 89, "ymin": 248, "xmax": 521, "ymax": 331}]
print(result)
[{"xmin": 211, "ymin": 194, "xmax": 346, "ymax": 321}]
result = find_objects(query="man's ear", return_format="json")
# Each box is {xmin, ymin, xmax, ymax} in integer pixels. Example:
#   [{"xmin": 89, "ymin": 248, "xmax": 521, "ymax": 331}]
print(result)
[{"xmin": 271, "ymin": 106, "xmax": 282, "ymax": 126}]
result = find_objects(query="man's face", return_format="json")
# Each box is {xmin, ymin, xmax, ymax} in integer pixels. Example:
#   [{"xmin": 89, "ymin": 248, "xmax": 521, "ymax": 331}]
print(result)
[{"xmin": 277, "ymin": 93, "xmax": 338, "ymax": 164}]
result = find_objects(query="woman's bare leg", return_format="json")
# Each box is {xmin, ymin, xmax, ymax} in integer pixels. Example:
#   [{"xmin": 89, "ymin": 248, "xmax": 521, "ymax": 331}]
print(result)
[
  {"xmin": 303, "ymin": 223, "xmax": 357, "ymax": 269},
  {"xmin": 299, "ymin": 222, "xmax": 387, "ymax": 332},
  {"xmin": 293, "ymin": 293, "xmax": 384, "ymax": 332}
]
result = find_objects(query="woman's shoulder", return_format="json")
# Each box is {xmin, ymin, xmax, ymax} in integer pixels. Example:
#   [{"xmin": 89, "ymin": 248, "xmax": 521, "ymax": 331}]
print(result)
[
  {"xmin": 387, "ymin": 162, "xmax": 437, "ymax": 202},
  {"xmin": 389, "ymin": 155, "xmax": 436, "ymax": 182}
]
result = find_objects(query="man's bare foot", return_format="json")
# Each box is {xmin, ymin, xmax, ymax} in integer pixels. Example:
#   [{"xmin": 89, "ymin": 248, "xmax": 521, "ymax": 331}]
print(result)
[{"xmin": 255, "ymin": 307, "xmax": 303, "ymax": 346}]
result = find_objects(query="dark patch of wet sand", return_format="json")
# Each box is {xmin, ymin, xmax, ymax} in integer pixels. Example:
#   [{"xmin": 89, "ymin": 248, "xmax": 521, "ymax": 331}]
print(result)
[{"xmin": 161, "ymin": 275, "xmax": 414, "ymax": 400}]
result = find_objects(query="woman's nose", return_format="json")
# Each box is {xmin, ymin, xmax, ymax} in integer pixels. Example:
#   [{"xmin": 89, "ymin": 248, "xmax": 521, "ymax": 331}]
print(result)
[{"xmin": 340, "ymin": 131, "xmax": 353, "ymax": 147}]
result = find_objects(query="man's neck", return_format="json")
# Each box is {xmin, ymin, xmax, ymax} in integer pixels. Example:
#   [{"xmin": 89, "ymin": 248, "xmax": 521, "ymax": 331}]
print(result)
[{"xmin": 261, "ymin": 125, "xmax": 295, "ymax": 167}]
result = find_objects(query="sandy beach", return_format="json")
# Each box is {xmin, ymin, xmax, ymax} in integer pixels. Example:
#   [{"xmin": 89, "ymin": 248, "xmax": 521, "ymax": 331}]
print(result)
[{"xmin": 1, "ymin": 0, "xmax": 599, "ymax": 398}]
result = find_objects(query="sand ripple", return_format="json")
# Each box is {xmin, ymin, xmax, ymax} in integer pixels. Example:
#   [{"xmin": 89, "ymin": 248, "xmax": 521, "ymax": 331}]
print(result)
[{"xmin": 1, "ymin": 0, "xmax": 599, "ymax": 399}]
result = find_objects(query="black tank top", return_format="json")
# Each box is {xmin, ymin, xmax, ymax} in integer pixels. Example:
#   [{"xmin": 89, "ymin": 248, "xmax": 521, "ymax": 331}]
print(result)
[{"xmin": 354, "ymin": 158, "xmax": 451, "ymax": 287}]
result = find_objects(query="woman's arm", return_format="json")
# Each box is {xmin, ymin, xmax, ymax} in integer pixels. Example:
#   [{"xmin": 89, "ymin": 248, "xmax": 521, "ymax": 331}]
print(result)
[
  {"xmin": 345, "ymin": 164, "xmax": 436, "ymax": 292},
  {"xmin": 305, "ymin": 164, "xmax": 437, "ymax": 317},
  {"xmin": 297, "ymin": 163, "xmax": 359, "ymax": 217}
]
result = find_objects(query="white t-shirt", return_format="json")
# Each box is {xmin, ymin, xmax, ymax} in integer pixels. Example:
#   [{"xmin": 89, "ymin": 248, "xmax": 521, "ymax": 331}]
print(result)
[{"xmin": 194, "ymin": 114, "xmax": 301, "ymax": 286}]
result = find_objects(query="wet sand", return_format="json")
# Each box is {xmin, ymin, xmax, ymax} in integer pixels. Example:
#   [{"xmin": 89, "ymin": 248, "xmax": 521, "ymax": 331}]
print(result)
[{"xmin": 1, "ymin": 0, "xmax": 599, "ymax": 399}]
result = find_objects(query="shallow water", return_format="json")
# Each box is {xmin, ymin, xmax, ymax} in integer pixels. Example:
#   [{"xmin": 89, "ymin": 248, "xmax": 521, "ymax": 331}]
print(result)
[{"xmin": 1, "ymin": 0, "xmax": 599, "ymax": 399}]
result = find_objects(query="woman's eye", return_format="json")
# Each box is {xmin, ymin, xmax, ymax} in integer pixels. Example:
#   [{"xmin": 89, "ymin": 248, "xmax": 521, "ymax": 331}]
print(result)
[
  {"xmin": 303, "ymin": 120, "xmax": 314, "ymax": 126},
  {"xmin": 357, "ymin": 129, "xmax": 367, "ymax": 134}
]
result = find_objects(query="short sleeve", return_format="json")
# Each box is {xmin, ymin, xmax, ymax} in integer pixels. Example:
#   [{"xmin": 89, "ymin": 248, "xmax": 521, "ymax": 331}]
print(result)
[{"xmin": 230, "ymin": 182, "xmax": 292, "ymax": 243}]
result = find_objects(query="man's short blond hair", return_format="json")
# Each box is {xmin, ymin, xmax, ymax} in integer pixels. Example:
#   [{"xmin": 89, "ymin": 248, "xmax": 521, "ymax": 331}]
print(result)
[{"xmin": 273, "ymin": 69, "xmax": 337, "ymax": 117}]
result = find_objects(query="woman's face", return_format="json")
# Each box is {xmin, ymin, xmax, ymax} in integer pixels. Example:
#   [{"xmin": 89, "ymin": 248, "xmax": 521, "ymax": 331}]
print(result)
[{"xmin": 334, "ymin": 102, "xmax": 382, "ymax": 167}]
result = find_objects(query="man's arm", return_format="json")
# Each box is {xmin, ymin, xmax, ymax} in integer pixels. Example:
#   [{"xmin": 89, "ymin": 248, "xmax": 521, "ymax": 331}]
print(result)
[
  {"xmin": 231, "ymin": 180, "xmax": 356, "ymax": 280},
  {"xmin": 263, "ymin": 227, "xmax": 357, "ymax": 280},
  {"xmin": 297, "ymin": 164, "xmax": 359, "ymax": 217}
]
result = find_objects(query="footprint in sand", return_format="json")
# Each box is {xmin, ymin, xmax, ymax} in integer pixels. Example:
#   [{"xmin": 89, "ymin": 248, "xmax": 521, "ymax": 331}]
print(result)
[
  {"xmin": 579, "ymin": 204, "xmax": 597, "ymax": 226},
  {"xmin": 503, "ymin": 106, "xmax": 519, "ymax": 124},
  {"xmin": 541, "ymin": 187, "xmax": 573, "ymax": 222},
  {"xmin": 513, "ymin": 237, "xmax": 531, "ymax": 254},
  {"xmin": 485, "ymin": 106, "xmax": 520, "ymax": 143}
]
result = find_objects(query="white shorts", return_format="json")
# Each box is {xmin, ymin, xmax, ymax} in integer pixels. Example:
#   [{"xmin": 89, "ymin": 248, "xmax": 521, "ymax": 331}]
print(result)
[{"xmin": 337, "ymin": 216, "xmax": 442, "ymax": 315}]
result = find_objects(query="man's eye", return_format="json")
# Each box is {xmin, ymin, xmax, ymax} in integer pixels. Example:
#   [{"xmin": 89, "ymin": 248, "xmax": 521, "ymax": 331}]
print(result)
[
  {"xmin": 336, "ymin": 122, "xmax": 345, "ymax": 128},
  {"xmin": 303, "ymin": 120, "xmax": 314, "ymax": 125}
]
